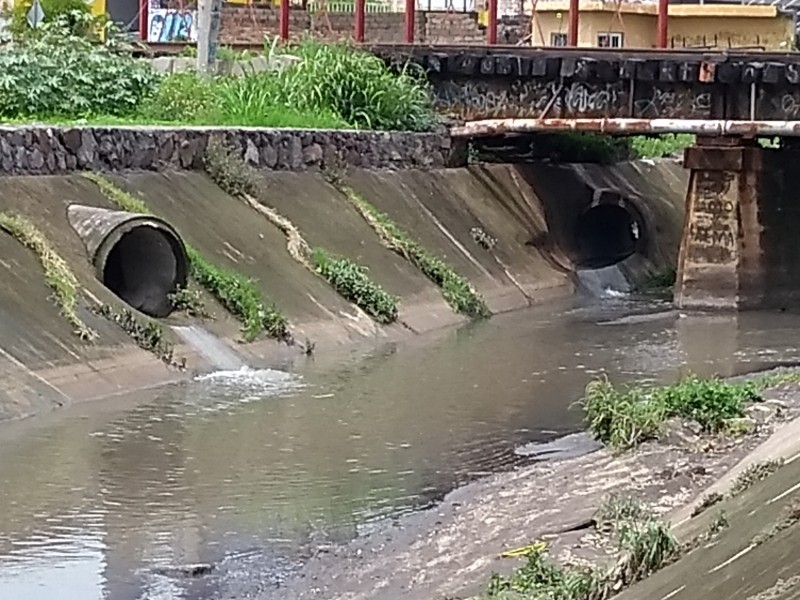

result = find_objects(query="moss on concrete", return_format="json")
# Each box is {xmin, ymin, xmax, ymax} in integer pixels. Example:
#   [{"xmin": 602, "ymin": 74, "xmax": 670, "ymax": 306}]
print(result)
[{"xmin": 0, "ymin": 212, "xmax": 96, "ymax": 341}]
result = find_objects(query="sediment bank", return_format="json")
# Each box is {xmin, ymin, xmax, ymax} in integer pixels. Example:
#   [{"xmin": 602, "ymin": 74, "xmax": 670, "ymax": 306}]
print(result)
[
  {"xmin": 274, "ymin": 368, "xmax": 800, "ymax": 600},
  {"xmin": 0, "ymin": 126, "xmax": 687, "ymax": 423}
]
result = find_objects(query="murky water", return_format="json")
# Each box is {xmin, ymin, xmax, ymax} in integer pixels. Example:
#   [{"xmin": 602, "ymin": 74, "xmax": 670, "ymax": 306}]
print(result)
[{"xmin": 3, "ymin": 295, "xmax": 800, "ymax": 599}]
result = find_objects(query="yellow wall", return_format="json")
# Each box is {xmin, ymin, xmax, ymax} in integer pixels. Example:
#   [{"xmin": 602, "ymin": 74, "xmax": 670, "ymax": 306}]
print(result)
[
  {"xmin": 530, "ymin": 3, "xmax": 795, "ymax": 50},
  {"xmin": 670, "ymin": 16, "xmax": 794, "ymax": 50}
]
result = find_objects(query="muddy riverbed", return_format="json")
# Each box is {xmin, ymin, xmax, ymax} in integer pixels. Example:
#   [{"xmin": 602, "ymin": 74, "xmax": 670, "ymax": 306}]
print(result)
[{"xmin": 3, "ymin": 295, "xmax": 800, "ymax": 599}]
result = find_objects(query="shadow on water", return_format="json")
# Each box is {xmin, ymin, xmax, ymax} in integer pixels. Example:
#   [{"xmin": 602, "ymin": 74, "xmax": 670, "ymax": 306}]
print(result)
[{"xmin": 4, "ymin": 298, "xmax": 800, "ymax": 598}]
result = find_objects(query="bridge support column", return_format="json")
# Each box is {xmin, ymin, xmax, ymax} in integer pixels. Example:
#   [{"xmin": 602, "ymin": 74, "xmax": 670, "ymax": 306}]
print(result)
[{"xmin": 675, "ymin": 137, "xmax": 800, "ymax": 311}]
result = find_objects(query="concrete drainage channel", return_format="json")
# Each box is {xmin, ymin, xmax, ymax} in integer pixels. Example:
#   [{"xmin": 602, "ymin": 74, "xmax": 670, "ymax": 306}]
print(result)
[{"xmin": 67, "ymin": 205, "xmax": 189, "ymax": 318}]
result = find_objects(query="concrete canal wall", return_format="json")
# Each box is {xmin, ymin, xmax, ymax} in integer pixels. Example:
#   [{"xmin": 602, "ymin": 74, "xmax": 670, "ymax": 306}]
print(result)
[{"xmin": 0, "ymin": 126, "xmax": 687, "ymax": 422}]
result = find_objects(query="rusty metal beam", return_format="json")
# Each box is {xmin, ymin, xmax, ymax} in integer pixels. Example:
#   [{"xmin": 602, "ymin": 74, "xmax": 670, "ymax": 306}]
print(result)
[{"xmin": 450, "ymin": 119, "xmax": 800, "ymax": 138}]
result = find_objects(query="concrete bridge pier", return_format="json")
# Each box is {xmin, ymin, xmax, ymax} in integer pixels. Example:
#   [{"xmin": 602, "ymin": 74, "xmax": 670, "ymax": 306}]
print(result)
[{"xmin": 675, "ymin": 137, "xmax": 800, "ymax": 311}]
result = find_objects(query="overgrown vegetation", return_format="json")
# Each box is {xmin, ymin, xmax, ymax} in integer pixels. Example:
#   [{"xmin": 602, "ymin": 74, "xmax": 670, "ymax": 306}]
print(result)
[
  {"xmin": 629, "ymin": 134, "xmax": 694, "ymax": 159},
  {"xmin": 312, "ymin": 249, "xmax": 398, "ymax": 324},
  {"xmin": 81, "ymin": 172, "xmax": 290, "ymax": 342},
  {"xmin": 338, "ymin": 185, "xmax": 490, "ymax": 320},
  {"xmin": 583, "ymin": 374, "xmax": 762, "ymax": 451},
  {"xmin": 168, "ymin": 286, "xmax": 212, "ymax": 319},
  {"xmin": 92, "ymin": 304, "xmax": 183, "ymax": 368},
  {"xmin": 0, "ymin": 13, "xmax": 158, "ymax": 120},
  {"xmin": 691, "ymin": 492, "xmax": 723, "ymax": 517},
  {"xmin": 488, "ymin": 497, "xmax": 679, "ymax": 599},
  {"xmin": 752, "ymin": 497, "xmax": 800, "ymax": 546},
  {"xmin": 203, "ymin": 137, "xmax": 259, "ymax": 198},
  {"xmin": 0, "ymin": 16, "xmax": 436, "ymax": 131},
  {"xmin": 0, "ymin": 212, "xmax": 96, "ymax": 341}
]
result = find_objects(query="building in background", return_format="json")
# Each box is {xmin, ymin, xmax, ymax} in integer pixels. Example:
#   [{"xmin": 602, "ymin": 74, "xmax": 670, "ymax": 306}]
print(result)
[{"xmin": 529, "ymin": 0, "xmax": 795, "ymax": 49}]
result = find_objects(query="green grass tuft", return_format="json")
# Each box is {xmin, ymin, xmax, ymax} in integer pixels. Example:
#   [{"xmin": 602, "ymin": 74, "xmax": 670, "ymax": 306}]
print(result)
[
  {"xmin": 0, "ymin": 212, "xmax": 96, "ymax": 341},
  {"xmin": 340, "ymin": 186, "xmax": 490, "ymax": 320},
  {"xmin": 312, "ymin": 248, "xmax": 398, "ymax": 324},
  {"xmin": 93, "ymin": 303, "xmax": 183, "ymax": 367},
  {"xmin": 81, "ymin": 172, "xmax": 151, "ymax": 214},
  {"xmin": 583, "ymin": 374, "xmax": 762, "ymax": 451}
]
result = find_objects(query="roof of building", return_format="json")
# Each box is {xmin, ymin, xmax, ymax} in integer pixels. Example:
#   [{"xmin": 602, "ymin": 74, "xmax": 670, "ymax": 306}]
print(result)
[{"xmin": 533, "ymin": 0, "xmax": 782, "ymax": 16}]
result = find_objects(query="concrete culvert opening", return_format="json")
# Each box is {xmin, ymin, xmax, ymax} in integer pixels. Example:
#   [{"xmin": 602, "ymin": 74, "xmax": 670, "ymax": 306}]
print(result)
[
  {"xmin": 574, "ymin": 202, "xmax": 644, "ymax": 269},
  {"xmin": 67, "ymin": 205, "xmax": 189, "ymax": 319}
]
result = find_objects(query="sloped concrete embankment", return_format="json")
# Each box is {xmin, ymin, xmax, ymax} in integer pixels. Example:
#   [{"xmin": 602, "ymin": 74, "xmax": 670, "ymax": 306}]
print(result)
[{"xmin": 0, "ymin": 129, "xmax": 687, "ymax": 422}]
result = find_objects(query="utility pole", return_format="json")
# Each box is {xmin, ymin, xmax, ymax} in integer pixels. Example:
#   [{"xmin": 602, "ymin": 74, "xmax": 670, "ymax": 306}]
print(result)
[{"xmin": 197, "ymin": 0, "xmax": 221, "ymax": 74}]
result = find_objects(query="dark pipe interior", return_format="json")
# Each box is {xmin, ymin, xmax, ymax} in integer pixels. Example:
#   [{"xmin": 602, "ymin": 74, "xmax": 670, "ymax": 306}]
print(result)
[
  {"xmin": 574, "ymin": 204, "xmax": 640, "ymax": 269},
  {"xmin": 103, "ymin": 226, "xmax": 184, "ymax": 318}
]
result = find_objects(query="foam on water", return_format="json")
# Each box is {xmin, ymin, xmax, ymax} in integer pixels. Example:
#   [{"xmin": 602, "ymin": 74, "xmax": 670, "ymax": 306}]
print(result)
[{"xmin": 575, "ymin": 265, "xmax": 631, "ymax": 299}]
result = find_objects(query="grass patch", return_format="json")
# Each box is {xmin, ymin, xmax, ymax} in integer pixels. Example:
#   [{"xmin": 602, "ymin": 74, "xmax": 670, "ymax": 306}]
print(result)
[
  {"xmin": 168, "ymin": 286, "xmax": 212, "ymax": 319},
  {"xmin": 185, "ymin": 247, "xmax": 289, "ymax": 343},
  {"xmin": 629, "ymin": 134, "xmax": 694, "ymax": 159},
  {"xmin": 707, "ymin": 510, "xmax": 729, "ymax": 538},
  {"xmin": 0, "ymin": 212, "xmax": 96, "ymax": 341},
  {"xmin": 488, "ymin": 497, "xmax": 678, "ymax": 599},
  {"xmin": 338, "ymin": 185, "xmax": 490, "ymax": 320},
  {"xmin": 730, "ymin": 459, "xmax": 785, "ymax": 496},
  {"xmin": 753, "ymin": 497, "xmax": 800, "ymax": 546},
  {"xmin": 203, "ymin": 137, "xmax": 260, "ymax": 198},
  {"xmin": 81, "ymin": 172, "xmax": 290, "ymax": 342},
  {"xmin": 92, "ymin": 303, "xmax": 183, "ymax": 368},
  {"xmin": 583, "ymin": 374, "xmax": 762, "ymax": 451},
  {"xmin": 691, "ymin": 492, "xmax": 723, "ymax": 517},
  {"xmin": 81, "ymin": 171, "xmax": 150, "ymax": 214},
  {"xmin": 311, "ymin": 249, "xmax": 398, "ymax": 324}
]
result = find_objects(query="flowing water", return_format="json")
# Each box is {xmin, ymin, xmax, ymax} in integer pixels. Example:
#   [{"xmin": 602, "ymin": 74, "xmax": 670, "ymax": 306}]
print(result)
[{"xmin": 3, "ymin": 293, "xmax": 800, "ymax": 599}]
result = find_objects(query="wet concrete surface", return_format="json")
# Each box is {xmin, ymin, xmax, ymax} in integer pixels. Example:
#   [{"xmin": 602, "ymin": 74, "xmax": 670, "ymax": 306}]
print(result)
[
  {"xmin": 618, "ymin": 452, "xmax": 800, "ymax": 600},
  {"xmin": 3, "ymin": 299, "xmax": 800, "ymax": 599}
]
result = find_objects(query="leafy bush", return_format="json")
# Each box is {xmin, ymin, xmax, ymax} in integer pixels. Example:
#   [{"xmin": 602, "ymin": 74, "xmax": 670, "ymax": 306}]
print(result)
[
  {"xmin": 0, "ymin": 13, "xmax": 159, "ymax": 118},
  {"xmin": 629, "ymin": 134, "xmax": 694, "ymax": 159},
  {"xmin": 312, "ymin": 249, "xmax": 398, "ymax": 324},
  {"xmin": 7, "ymin": 0, "xmax": 92, "ymax": 38},
  {"xmin": 138, "ymin": 72, "xmax": 217, "ymax": 124},
  {"xmin": 583, "ymin": 374, "xmax": 761, "ymax": 450}
]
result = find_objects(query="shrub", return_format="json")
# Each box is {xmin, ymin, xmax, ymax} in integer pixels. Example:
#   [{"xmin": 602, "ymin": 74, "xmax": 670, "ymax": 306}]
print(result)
[
  {"xmin": 583, "ymin": 374, "xmax": 760, "ymax": 451},
  {"xmin": 277, "ymin": 40, "xmax": 436, "ymax": 131},
  {"xmin": 312, "ymin": 249, "xmax": 398, "ymax": 324},
  {"xmin": 138, "ymin": 72, "xmax": 218, "ymax": 123},
  {"xmin": 7, "ymin": 0, "xmax": 91, "ymax": 38},
  {"xmin": 629, "ymin": 134, "xmax": 694, "ymax": 159},
  {"xmin": 0, "ymin": 14, "xmax": 159, "ymax": 118}
]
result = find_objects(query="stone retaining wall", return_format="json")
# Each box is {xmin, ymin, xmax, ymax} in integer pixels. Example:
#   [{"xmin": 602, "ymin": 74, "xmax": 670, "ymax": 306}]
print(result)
[{"xmin": 0, "ymin": 127, "xmax": 453, "ymax": 174}]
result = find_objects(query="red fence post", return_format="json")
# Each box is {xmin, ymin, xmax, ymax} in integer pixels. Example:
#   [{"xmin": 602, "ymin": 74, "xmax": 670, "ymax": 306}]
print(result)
[
  {"xmin": 139, "ymin": 0, "xmax": 148, "ymax": 41},
  {"xmin": 405, "ymin": 0, "xmax": 416, "ymax": 43},
  {"xmin": 279, "ymin": 0, "xmax": 289, "ymax": 41},
  {"xmin": 487, "ymin": 0, "xmax": 498, "ymax": 44},
  {"xmin": 355, "ymin": 0, "xmax": 366, "ymax": 42},
  {"xmin": 567, "ymin": 0, "xmax": 579, "ymax": 46},
  {"xmin": 657, "ymin": 0, "xmax": 669, "ymax": 48}
]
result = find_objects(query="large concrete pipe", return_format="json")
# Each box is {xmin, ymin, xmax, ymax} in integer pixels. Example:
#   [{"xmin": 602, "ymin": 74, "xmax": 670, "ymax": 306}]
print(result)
[
  {"xmin": 573, "ymin": 190, "xmax": 647, "ymax": 269},
  {"xmin": 67, "ymin": 204, "xmax": 189, "ymax": 318}
]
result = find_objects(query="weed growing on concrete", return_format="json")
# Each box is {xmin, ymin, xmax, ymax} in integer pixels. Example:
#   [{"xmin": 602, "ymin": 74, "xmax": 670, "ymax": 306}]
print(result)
[
  {"xmin": 0, "ymin": 212, "xmax": 97, "ymax": 341},
  {"xmin": 339, "ymin": 186, "xmax": 490, "ymax": 320},
  {"xmin": 488, "ymin": 498, "xmax": 678, "ymax": 599},
  {"xmin": 81, "ymin": 172, "xmax": 151, "ymax": 214},
  {"xmin": 93, "ymin": 303, "xmax": 184, "ymax": 368},
  {"xmin": 629, "ymin": 134, "xmax": 694, "ymax": 159},
  {"xmin": 730, "ymin": 459, "xmax": 785, "ymax": 496},
  {"xmin": 598, "ymin": 495, "xmax": 653, "ymax": 525},
  {"xmin": 707, "ymin": 510, "xmax": 729, "ymax": 538},
  {"xmin": 203, "ymin": 138, "xmax": 260, "ymax": 198},
  {"xmin": 168, "ymin": 286, "xmax": 212, "ymax": 319},
  {"xmin": 752, "ymin": 497, "xmax": 800, "ymax": 546},
  {"xmin": 185, "ymin": 247, "xmax": 290, "ymax": 343},
  {"xmin": 583, "ymin": 374, "xmax": 760, "ymax": 451},
  {"xmin": 82, "ymin": 172, "xmax": 290, "ymax": 343},
  {"xmin": 691, "ymin": 492, "xmax": 724, "ymax": 517},
  {"xmin": 312, "ymin": 249, "xmax": 399, "ymax": 324}
]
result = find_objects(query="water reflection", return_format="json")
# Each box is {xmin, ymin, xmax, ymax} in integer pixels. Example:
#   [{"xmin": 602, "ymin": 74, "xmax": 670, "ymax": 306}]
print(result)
[{"xmin": 2, "ymin": 299, "xmax": 800, "ymax": 599}]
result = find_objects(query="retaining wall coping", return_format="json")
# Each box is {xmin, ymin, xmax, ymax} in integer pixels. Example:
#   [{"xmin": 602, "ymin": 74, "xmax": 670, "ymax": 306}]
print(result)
[{"xmin": 0, "ymin": 125, "xmax": 453, "ymax": 174}]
